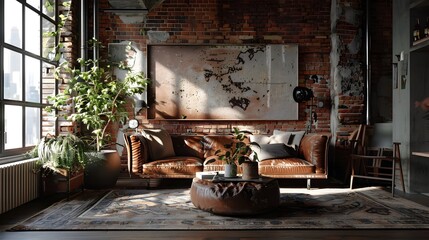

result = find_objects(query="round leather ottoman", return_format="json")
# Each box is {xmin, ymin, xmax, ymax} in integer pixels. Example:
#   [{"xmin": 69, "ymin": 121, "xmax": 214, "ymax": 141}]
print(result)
[{"xmin": 190, "ymin": 178, "xmax": 280, "ymax": 216}]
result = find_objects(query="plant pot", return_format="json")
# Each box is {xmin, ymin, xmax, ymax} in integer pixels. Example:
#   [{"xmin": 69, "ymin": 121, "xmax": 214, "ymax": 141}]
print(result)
[
  {"xmin": 84, "ymin": 150, "xmax": 121, "ymax": 189},
  {"xmin": 241, "ymin": 161, "xmax": 259, "ymax": 180},
  {"xmin": 42, "ymin": 168, "xmax": 84, "ymax": 196},
  {"xmin": 224, "ymin": 163, "xmax": 238, "ymax": 178}
]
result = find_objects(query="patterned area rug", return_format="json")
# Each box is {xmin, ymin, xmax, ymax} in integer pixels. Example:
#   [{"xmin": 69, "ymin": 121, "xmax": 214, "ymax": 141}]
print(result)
[{"xmin": 11, "ymin": 187, "xmax": 429, "ymax": 230}]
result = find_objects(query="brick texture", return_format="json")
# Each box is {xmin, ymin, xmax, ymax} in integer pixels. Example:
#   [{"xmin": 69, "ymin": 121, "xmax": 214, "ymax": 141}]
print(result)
[
  {"xmin": 97, "ymin": 0, "xmax": 333, "ymax": 135},
  {"xmin": 76, "ymin": 0, "xmax": 390, "ymax": 176}
]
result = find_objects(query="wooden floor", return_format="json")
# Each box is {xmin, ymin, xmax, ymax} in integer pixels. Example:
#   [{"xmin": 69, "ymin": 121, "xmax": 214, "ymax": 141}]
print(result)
[
  {"xmin": 2, "ymin": 229, "xmax": 429, "ymax": 240},
  {"xmin": 1, "ymin": 178, "xmax": 429, "ymax": 240}
]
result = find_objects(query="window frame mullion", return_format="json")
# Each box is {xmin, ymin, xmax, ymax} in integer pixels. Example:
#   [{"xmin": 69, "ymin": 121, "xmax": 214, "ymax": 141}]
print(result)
[{"xmin": 0, "ymin": 0, "xmax": 59, "ymax": 160}]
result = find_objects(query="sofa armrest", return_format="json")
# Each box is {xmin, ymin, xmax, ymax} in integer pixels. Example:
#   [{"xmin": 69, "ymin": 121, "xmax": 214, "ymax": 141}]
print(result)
[
  {"xmin": 123, "ymin": 133, "xmax": 149, "ymax": 174},
  {"xmin": 298, "ymin": 134, "xmax": 330, "ymax": 174}
]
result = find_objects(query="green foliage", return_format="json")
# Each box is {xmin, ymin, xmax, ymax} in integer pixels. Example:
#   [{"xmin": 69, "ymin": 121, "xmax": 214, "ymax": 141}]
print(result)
[
  {"xmin": 34, "ymin": 133, "xmax": 88, "ymax": 175},
  {"xmin": 214, "ymin": 127, "xmax": 260, "ymax": 165},
  {"xmin": 42, "ymin": 2, "xmax": 149, "ymax": 152},
  {"xmin": 46, "ymin": 40, "xmax": 149, "ymax": 151},
  {"xmin": 44, "ymin": 0, "xmax": 55, "ymax": 14}
]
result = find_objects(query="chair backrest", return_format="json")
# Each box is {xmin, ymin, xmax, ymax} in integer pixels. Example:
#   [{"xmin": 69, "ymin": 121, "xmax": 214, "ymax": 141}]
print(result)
[
  {"xmin": 349, "ymin": 124, "xmax": 366, "ymax": 154},
  {"xmin": 351, "ymin": 123, "xmax": 393, "ymax": 156},
  {"xmin": 367, "ymin": 122, "xmax": 393, "ymax": 149}
]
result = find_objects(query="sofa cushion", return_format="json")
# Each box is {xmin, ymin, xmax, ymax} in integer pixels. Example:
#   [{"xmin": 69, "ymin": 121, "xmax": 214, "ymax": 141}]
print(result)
[
  {"xmin": 272, "ymin": 130, "xmax": 305, "ymax": 150},
  {"xmin": 142, "ymin": 129, "xmax": 176, "ymax": 161},
  {"xmin": 171, "ymin": 135, "xmax": 204, "ymax": 159},
  {"xmin": 259, "ymin": 158, "xmax": 315, "ymax": 175},
  {"xmin": 143, "ymin": 156, "xmax": 203, "ymax": 177},
  {"xmin": 251, "ymin": 143, "xmax": 296, "ymax": 161}
]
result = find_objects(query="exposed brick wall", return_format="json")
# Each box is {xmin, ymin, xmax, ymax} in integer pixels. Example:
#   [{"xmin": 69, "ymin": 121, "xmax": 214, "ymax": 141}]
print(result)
[
  {"xmin": 97, "ymin": 0, "xmax": 333, "ymax": 135},
  {"xmin": 82, "ymin": 0, "xmax": 391, "ymax": 179},
  {"xmin": 57, "ymin": 0, "xmax": 80, "ymax": 136}
]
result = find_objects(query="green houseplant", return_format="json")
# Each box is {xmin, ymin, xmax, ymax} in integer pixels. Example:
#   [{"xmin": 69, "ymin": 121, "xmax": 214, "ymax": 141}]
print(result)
[
  {"xmin": 213, "ymin": 128, "xmax": 260, "ymax": 178},
  {"xmin": 47, "ymin": 40, "xmax": 149, "ymax": 152},
  {"xmin": 29, "ymin": 133, "xmax": 88, "ymax": 194},
  {"xmin": 46, "ymin": 40, "xmax": 149, "ymax": 188}
]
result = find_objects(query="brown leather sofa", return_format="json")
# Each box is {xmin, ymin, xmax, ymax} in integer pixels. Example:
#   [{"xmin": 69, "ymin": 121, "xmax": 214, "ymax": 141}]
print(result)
[{"xmin": 124, "ymin": 130, "xmax": 330, "ymax": 188}]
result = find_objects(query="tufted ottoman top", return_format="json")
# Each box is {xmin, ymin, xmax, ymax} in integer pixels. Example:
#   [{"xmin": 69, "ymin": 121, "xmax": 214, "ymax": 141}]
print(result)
[{"xmin": 190, "ymin": 177, "xmax": 280, "ymax": 216}]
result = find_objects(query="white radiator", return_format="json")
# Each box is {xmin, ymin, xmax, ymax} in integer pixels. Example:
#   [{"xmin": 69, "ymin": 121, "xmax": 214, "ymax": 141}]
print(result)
[{"xmin": 0, "ymin": 159, "xmax": 40, "ymax": 214}]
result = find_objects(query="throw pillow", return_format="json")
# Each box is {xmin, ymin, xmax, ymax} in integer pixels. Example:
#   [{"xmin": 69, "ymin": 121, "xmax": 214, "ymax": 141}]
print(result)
[
  {"xmin": 141, "ymin": 129, "xmax": 176, "ymax": 161},
  {"xmin": 249, "ymin": 135, "xmax": 271, "ymax": 145},
  {"xmin": 251, "ymin": 143, "xmax": 296, "ymax": 161},
  {"xmin": 273, "ymin": 129, "xmax": 306, "ymax": 150},
  {"xmin": 269, "ymin": 132, "xmax": 292, "ymax": 145}
]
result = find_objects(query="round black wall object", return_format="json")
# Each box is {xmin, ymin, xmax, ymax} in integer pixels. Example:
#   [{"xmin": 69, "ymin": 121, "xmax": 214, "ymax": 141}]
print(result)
[{"xmin": 292, "ymin": 87, "xmax": 314, "ymax": 103}]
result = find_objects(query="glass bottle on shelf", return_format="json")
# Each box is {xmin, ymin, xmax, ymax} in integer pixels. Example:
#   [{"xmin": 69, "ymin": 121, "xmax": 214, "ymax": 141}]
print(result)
[{"xmin": 414, "ymin": 18, "xmax": 421, "ymax": 42}]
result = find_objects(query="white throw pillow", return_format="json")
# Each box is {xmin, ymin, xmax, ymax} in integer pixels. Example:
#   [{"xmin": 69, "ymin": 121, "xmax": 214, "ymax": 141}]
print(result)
[
  {"xmin": 249, "ymin": 135, "xmax": 271, "ymax": 145},
  {"xmin": 272, "ymin": 129, "xmax": 306, "ymax": 150},
  {"xmin": 269, "ymin": 132, "xmax": 292, "ymax": 145}
]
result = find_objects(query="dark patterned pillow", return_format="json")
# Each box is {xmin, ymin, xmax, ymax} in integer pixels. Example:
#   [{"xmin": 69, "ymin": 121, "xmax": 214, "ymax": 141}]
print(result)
[{"xmin": 251, "ymin": 143, "xmax": 296, "ymax": 161}]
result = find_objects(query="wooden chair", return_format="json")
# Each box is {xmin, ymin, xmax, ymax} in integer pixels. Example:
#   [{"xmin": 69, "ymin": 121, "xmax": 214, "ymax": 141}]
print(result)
[
  {"xmin": 349, "ymin": 123, "xmax": 405, "ymax": 196},
  {"xmin": 344, "ymin": 124, "xmax": 366, "ymax": 183}
]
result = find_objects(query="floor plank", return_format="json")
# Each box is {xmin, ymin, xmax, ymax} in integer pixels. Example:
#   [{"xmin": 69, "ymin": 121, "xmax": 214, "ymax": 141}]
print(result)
[{"xmin": 1, "ymin": 230, "xmax": 429, "ymax": 240}]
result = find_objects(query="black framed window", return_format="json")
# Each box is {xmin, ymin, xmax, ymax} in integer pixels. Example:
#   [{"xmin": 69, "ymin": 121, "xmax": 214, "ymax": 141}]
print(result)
[{"xmin": 1, "ymin": 0, "xmax": 58, "ymax": 160}]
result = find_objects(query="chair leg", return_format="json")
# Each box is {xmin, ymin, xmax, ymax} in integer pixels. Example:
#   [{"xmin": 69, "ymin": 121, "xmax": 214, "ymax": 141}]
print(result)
[
  {"xmin": 392, "ymin": 142, "xmax": 405, "ymax": 195},
  {"xmin": 350, "ymin": 158, "xmax": 355, "ymax": 190},
  {"xmin": 395, "ymin": 144, "xmax": 406, "ymax": 193},
  {"xmin": 391, "ymin": 158, "xmax": 396, "ymax": 197},
  {"xmin": 398, "ymin": 159, "xmax": 406, "ymax": 193}
]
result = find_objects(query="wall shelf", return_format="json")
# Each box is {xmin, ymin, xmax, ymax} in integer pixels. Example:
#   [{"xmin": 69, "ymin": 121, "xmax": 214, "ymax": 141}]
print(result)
[
  {"xmin": 410, "ymin": 0, "xmax": 429, "ymax": 9},
  {"xmin": 411, "ymin": 37, "xmax": 429, "ymax": 52},
  {"xmin": 410, "ymin": 0, "xmax": 429, "ymax": 48}
]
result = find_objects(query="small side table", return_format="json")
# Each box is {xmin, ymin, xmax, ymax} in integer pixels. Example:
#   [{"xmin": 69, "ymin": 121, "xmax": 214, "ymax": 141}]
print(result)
[{"xmin": 190, "ymin": 177, "xmax": 280, "ymax": 216}]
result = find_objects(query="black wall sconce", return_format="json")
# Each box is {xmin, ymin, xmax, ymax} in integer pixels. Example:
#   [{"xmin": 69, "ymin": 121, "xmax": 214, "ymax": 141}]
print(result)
[{"xmin": 293, "ymin": 86, "xmax": 317, "ymax": 133}]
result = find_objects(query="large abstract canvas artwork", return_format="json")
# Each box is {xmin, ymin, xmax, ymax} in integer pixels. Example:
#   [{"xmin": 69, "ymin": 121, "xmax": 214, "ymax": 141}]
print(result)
[{"xmin": 147, "ymin": 44, "xmax": 298, "ymax": 120}]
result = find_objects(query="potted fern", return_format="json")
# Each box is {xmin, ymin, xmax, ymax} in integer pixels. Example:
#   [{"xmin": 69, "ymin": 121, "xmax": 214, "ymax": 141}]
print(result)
[
  {"xmin": 213, "ymin": 128, "xmax": 260, "ymax": 179},
  {"xmin": 29, "ymin": 133, "xmax": 87, "ymax": 194}
]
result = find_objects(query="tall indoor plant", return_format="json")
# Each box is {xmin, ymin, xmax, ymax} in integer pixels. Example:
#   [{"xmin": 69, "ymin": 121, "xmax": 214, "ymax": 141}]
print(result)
[
  {"xmin": 46, "ymin": 40, "xmax": 149, "ymax": 188},
  {"xmin": 213, "ymin": 128, "xmax": 260, "ymax": 178}
]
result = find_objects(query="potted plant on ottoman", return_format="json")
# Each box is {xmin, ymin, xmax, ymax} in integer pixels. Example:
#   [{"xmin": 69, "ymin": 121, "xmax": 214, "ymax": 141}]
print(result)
[{"xmin": 213, "ymin": 128, "xmax": 260, "ymax": 179}]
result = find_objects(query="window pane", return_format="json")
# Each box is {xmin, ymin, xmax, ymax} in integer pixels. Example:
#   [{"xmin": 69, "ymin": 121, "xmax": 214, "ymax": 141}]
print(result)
[
  {"xmin": 25, "ymin": 7, "xmax": 41, "ymax": 55},
  {"xmin": 5, "ymin": 105, "xmax": 23, "ymax": 150},
  {"xmin": 25, "ymin": 56, "xmax": 41, "ymax": 103},
  {"xmin": 3, "ymin": 48, "xmax": 23, "ymax": 101},
  {"xmin": 42, "ymin": 18, "xmax": 56, "ymax": 59},
  {"xmin": 43, "ymin": 0, "xmax": 56, "ymax": 20},
  {"xmin": 27, "ymin": 0, "xmax": 41, "ymax": 10},
  {"xmin": 42, "ymin": 62, "xmax": 55, "ymax": 103},
  {"xmin": 4, "ymin": 0, "xmax": 23, "ymax": 48},
  {"xmin": 25, "ymin": 107, "xmax": 41, "ymax": 146}
]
